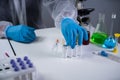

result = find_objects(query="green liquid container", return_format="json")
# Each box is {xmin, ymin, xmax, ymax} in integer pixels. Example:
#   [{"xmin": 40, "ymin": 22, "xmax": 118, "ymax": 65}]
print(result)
[{"xmin": 90, "ymin": 32, "xmax": 108, "ymax": 45}]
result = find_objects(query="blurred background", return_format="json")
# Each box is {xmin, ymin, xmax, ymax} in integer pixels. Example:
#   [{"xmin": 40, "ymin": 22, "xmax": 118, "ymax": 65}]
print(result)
[{"xmin": 40, "ymin": 0, "xmax": 120, "ymax": 42}]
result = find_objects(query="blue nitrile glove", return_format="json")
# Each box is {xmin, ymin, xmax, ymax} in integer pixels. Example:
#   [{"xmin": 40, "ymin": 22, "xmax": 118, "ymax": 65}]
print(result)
[
  {"xmin": 5, "ymin": 25, "xmax": 36, "ymax": 43},
  {"xmin": 61, "ymin": 18, "xmax": 88, "ymax": 48}
]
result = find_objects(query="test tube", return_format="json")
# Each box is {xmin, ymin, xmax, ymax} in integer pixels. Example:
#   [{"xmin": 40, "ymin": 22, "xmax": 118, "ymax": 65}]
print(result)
[
  {"xmin": 66, "ymin": 46, "xmax": 72, "ymax": 58},
  {"xmin": 10, "ymin": 59, "xmax": 20, "ymax": 80},
  {"xmin": 14, "ymin": 77, "xmax": 20, "ymax": 80},
  {"xmin": 24, "ymin": 56, "xmax": 34, "ymax": 80},
  {"xmin": 62, "ymin": 45, "xmax": 67, "ymax": 58},
  {"xmin": 27, "ymin": 73, "xmax": 33, "ymax": 80},
  {"xmin": 52, "ymin": 39, "xmax": 59, "ymax": 54},
  {"xmin": 0, "ymin": 63, "xmax": 3, "ymax": 72},
  {"xmin": 72, "ymin": 46, "xmax": 77, "ymax": 57},
  {"xmin": 76, "ymin": 45, "xmax": 82, "ymax": 57},
  {"xmin": 21, "ymin": 75, "xmax": 27, "ymax": 80}
]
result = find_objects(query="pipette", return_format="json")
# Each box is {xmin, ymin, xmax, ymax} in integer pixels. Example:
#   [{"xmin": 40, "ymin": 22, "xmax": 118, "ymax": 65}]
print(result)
[{"xmin": 93, "ymin": 50, "xmax": 120, "ymax": 63}]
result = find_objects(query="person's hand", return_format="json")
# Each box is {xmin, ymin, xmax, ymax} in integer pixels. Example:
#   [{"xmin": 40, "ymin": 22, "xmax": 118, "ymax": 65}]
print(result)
[
  {"xmin": 5, "ymin": 25, "xmax": 36, "ymax": 43},
  {"xmin": 61, "ymin": 18, "xmax": 88, "ymax": 48}
]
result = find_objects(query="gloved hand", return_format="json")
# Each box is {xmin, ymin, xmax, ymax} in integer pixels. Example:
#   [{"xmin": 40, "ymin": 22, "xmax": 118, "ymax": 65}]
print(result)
[
  {"xmin": 61, "ymin": 18, "xmax": 88, "ymax": 48},
  {"xmin": 5, "ymin": 25, "xmax": 36, "ymax": 43}
]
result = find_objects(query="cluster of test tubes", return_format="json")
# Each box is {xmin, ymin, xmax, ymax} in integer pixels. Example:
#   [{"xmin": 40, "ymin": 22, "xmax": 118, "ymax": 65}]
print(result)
[
  {"xmin": 0, "ymin": 56, "xmax": 35, "ymax": 80},
  {"xmin": 63, "ymin": 45, "xmax": 82, "ymax": 58},
  {"xmin": 53, "ymin": 39, "xmax": 82, "ymax": 58}
]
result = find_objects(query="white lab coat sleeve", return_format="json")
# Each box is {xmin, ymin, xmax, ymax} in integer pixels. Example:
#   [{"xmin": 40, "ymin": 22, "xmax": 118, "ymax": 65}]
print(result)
[
  {"xmin": 43, "ymin": 0, "xmax": 77, "ymax": 28},
  {"xmin": 0, "ymin": 21, "xmax": 13, "ymax": 38}
]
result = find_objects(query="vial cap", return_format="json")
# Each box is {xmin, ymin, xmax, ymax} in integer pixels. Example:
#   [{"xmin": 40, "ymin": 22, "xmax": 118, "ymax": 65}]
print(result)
[
  {"xmin": 12, "ymin": 63, "xmax": 18, "ymax": 68},
  {"xmin": 24, "ymin": 56, "xmax": 28, "ymax": 61},
  {"xmin": 17, "ymin": 58, "xmax": 22, "ymax": 62},
  {"xmin": 21, "ymin": 66, "xmax": 26, "ymax": 70},
  {"xmin": 100, "ymin": 51, "xmax": 108, "ymax": 57},
  {"xmin": 28, "ymin": 63, "xmax": 33, "ymax": 68},
  {"xmin": 26, "ymin": 60, "xmax": 31, "ymax": 64},
  {"xmin": 10, "ymin": 59, "xmax": 15, "ymax": 64},
  {"xmin": 14, "ymin": 67, "xmax": 19, "ymax": 71},
  {"xmin": 19, "ymin": 61, "xmax": 25, "ymax": 66}
]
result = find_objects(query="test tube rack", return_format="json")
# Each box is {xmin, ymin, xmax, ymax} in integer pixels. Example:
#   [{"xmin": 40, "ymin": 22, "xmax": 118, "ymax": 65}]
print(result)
[{"xmin": 0, "ymin": 56, "xmax": 35, "ymax": 80}]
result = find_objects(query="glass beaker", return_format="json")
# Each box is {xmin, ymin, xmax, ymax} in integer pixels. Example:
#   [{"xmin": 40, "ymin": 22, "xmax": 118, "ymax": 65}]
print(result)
[{"xmin": 90, "ymin": 13, "xmax": 108, "ymax": 46}]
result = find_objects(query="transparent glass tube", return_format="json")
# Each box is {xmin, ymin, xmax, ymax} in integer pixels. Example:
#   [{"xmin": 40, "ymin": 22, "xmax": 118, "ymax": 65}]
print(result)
[
  {"xmin": 76, "ymin": 45, "xmax": 82, "ymax": 57},
  {"xmin": 66, "ymin": 46, "xmax": 72, "ymax": 58},
  {"xmin": 14, "ymin": 76, "xmax": 20, "ymax": 80},
  {"xmin": 28, "ymin": 73, "xmax": 33, "ymax": 80}
]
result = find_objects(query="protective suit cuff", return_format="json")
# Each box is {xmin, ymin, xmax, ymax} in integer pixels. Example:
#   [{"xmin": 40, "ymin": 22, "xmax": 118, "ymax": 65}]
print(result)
[
  {"xmin": 4, "ymin": 25, "xmax": 12, "ymax": 38},
  {"xmin": 0, "ymin": 21, "xmax": 13, "ymax": 38}
]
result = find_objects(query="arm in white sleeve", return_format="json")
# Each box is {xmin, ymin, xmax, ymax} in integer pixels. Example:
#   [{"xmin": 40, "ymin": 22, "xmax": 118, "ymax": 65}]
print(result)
[
  {"xmin": 0, "ymin": 21, "xmax": 13, "ymax": 38},
  {"xmin": 43, "ymin": 0, "xmax": 77, "ymax": 28}
]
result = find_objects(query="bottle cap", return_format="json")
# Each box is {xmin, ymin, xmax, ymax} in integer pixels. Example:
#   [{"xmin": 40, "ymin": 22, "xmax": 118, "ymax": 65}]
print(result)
[
  {"xmin": 14, "ymin": 67, "xmax": 19, "ymax": 71},
  {"xmin": 17, "ymin": 58, "xmax": 22, "ymax": 62},
  {"xmin": 24, "ymin": 56, "xmax": 28, "ymax": 61},
  {"xmin": 100, "ymin": 51, "xmax": 108, "ymax": 57}
]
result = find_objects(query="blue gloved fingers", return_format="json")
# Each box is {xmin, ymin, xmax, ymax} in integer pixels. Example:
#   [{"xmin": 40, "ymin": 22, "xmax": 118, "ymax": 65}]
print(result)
[
  {"xmin": 73, "ymin": 29, "xmax": 77, "ymax": 43},
  {"xmin": 67, "ymin": 28, "xmax": 72, "ymax": 46},
  {"xmin": 68, "ymin": 29, "xmax": 73, "ymax": 48},
  {"xmin": 80, "ymin": 26, "xmax": 88, "ymax": 41},
  {"xmin": 71, "ymin": 29, "xmax": 77, "ymax": 48},
  {"xmin": 61, "ymin": 28, "xmax": 69, "ymax": 45},
  {"xmin": 22, "ymin": 29, "xmax": 36, "ymax": 43},
  {"xmin": 78, "ymin": 28, "xmax": 83, "ymax": 45},
  {"xmin": 5, "ymin": 25, "xmax": 36, "ymax": 43}
]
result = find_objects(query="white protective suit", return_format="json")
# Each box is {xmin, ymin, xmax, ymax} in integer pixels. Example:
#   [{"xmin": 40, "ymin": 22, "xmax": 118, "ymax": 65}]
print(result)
[{"xmin": 0, "ymin": 0, "xmax": 77, "ymax": 38}]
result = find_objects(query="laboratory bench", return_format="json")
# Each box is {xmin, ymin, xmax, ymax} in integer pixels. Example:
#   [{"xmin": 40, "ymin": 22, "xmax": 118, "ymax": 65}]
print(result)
[{"xmin": 0, "ymin": 28, "xmax": 120, "ymax": 80}]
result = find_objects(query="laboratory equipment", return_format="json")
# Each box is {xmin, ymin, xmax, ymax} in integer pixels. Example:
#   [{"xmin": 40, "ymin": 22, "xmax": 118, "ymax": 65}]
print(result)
[
  {"xmin": 76, "ymin": 0, "xmax": 94, "ymax": 45},
  {"xmin": 90, "ymin": 13, "xmax": 108, "ymax": 46},
  {"xmin": 93, "ymin": 50, "xmax": 120, "ymax": 63},
  {"xmin": 52, "ymin": 39, "xmax": 60, "ymax": 53},
  {"xmin": 103, "ymin": 13, "xmax": 117, "ymax": 49},
  {"xmin": 77, "ymin": 8, "xmax": 95, "ymax": 16},
  {"xmin": 62, "ymin": 45, "xmax": 82, "ymax": 58},
  {"xmin": 0, "ymin": 56, "xmax": 36, "ymax": 80},
  {"xmin": 53, "ymin": 39, "xmax": 82, "ymax": 58},
  {"xmin": 82, "ymin": 23, "xmax": 91, "ymax": 45},
  {"xmin": 112, "ymin": 33, "xmax": 120, "ymax": 53}
]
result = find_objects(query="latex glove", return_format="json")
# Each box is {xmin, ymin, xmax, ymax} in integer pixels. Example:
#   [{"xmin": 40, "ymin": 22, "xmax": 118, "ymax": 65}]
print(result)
[
  {"xmin": 5, "ymin": 25, "xmax": 36, "ymax": 43},
  {"xmin": 61, "ymin": 18, "xmax": 88, "ymax": 48}
]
